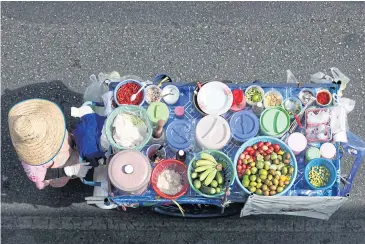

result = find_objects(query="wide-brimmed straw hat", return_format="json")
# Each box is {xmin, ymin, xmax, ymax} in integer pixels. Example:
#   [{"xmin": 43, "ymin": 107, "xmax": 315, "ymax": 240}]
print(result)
[{"xmin": 8, "ymin": 99, "xmax": 66, "ymax": 166}]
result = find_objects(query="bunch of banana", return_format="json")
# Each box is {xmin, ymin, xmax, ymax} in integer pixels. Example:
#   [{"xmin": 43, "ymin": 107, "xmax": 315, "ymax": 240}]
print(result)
[{"xmin": 191, "ymin": 153, "xmax": 224, "ymax": 195}]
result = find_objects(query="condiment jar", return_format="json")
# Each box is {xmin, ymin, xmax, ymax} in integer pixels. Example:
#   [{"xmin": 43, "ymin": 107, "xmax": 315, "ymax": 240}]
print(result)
[
  {"xmin": 287, "ymin": 132, "xmax": 307, "ymax": 155},
  {"xmin": 108, "ymin": 150, "xmax": 151, "ymax": 195},
  {"xmin": 305, "ymin": 147, "xmax": 321, "ymax": 163},
  {"xmin": 320, "ymin": 143, "xmax": 336, "ymax": 159}
]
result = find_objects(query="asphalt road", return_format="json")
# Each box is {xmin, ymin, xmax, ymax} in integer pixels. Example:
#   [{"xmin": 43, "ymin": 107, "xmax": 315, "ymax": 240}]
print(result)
[{"xmin": 1, "ymin": 2, "xmax": 365, "ymax": 243}]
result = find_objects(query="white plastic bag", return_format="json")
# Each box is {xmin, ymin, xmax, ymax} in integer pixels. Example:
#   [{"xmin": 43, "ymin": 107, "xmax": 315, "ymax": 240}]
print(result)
[
  {"xmin": 286, "ymin": 70, "xmax": 299, "ymax": 84},
  {"xmin": 83, "ymin": 74, "xmax": 109, "ymax": 103}
]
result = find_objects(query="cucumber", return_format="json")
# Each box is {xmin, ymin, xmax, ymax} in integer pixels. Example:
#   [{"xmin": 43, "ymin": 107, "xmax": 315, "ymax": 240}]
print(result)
[
  {"xmin": 200, "ymin": 185, "xmax": 216, "ymax": 195},
  {"xmin": 191, "ymin": 172, "xmax": 198, "ymax": 179},
  {"xmin": 215, "ymin": 171, "xmax": 224, "ymax": 185},
  {"xmin": 193, "ymin": 179, "xmax": 201, "ymax": 189},
  {"xmin": 210, "ymin": 180, "xmax": 218, "ymax": 188}
]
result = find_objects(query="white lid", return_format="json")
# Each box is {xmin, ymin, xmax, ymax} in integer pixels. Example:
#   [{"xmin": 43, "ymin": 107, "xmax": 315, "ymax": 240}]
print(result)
[
  {"xmin": 320, "ymin": 143, "xmax": 336, "ymax": 159},
  {"xmin": 196, "ymin": 115, "xmax": 231, "ymax": 150}
]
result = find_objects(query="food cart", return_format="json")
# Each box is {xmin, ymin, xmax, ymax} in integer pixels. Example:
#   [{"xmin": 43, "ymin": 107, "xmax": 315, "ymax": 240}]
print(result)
[{"xmin": 79, "ymin": 75, "xmax": 365, "ymax": 220}]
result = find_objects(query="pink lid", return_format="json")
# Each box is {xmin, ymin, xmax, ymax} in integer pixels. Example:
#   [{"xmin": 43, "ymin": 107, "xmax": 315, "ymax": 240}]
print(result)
[
  {"xmin": 175, "ymin": 106, "xmax": 184, "ymax": 116},
  {"xmin": 287, "ymin": 132, "xmax": 307, "ymax": 155},
  {"xmin": 195, "ymin": 115, "xmax": 231, "ymax": 150},
  {"xmin": 108, "ymin": 150, "xmax": 151, "ymax": 192},
  {"xmin": 320, "ymin": 143, "xmax": 336, "ymax": 159}
]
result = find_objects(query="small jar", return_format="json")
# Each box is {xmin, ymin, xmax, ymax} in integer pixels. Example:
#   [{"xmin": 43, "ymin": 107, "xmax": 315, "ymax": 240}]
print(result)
[
  {"xmin": 252, "ymin": 102, "xmax": 265, "ymax": 116},
  {"xmin": 320, "ymin": 143, "xmax": 336, "ymax": 159},
  {"xmin": 305, "ymin": 147, "xmax": 321, "ymax": 163}
]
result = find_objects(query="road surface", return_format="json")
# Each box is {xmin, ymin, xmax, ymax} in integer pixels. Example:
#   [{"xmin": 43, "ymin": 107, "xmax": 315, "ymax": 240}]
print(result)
[{"xmin": 1, "ymin": 2, "xmax": 365, "ymax": 243}]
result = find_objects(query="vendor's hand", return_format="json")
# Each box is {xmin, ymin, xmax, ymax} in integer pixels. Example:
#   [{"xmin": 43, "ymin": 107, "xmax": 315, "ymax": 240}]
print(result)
[{"xmin": 64, "ymin": 162, "xmax": 92, "ymax": 178}]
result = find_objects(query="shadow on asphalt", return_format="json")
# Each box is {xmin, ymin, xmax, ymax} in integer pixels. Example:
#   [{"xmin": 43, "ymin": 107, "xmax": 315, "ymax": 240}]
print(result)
[{"xmin": 1, "ymin": 81, "xmax": 93, "ymax": 208}]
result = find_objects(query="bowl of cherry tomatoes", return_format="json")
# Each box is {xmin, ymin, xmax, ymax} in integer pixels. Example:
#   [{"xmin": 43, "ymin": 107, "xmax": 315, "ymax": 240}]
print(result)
[{"xmin": 234, "ymin": 136, "xmax": 298, "ymax": 196}]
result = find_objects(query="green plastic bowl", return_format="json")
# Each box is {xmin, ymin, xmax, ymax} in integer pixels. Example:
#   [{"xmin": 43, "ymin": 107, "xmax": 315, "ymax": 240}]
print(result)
[
  {"xmin": 188, "ymin": 150, "xmax": 235, "ymax": 198},
  {"xmin": 105, "ymin": 105, "xmax": 153, "ymax": 151}
]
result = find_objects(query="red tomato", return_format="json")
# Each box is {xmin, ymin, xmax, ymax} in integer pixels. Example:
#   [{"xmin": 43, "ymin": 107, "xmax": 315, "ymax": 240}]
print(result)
[
  {"xmin": 242, "ymin": 164, "xmax": 247, "ymax": 169},
  {"xmin": 243, "ymin": 151, "xmax": 248, "ymax": 155},
  {"xmin": 245, "ymin": 155, "xmax": 251, "ymax": 159},
  {"xmin": 262, "ymin": 145, "xmax": 268, "ymax": 151},
  {"xmin": 265, "ymin": 142, "xmax": 272, "ymax": 147},
  {"xmin": 241, "ymin": 169, "xmax": 246, "ymax": 174},
  {"xmin": 238, "ymin": 159, "xmax": 243, "ymax": 165},
  {"xmin": 249, "ymin": 150, "xmax": 255, "ymax": 156},
  {"xmin": 269, "ymin": 146, "xmax": 274, "ymax": 151},
  {"xmin": 273, "ymin": 144, "xmax": 280, "ymax": 151},
  {"xmin": 253, "ymin": 144, "xmax": 258, "ymax": 150},
  {"xmin": 267, "ymin": 149, "xmax": 273, "ymax": 154},
  {"xmin": 246, "ymin": 146, "xmax": 253, "ymax": 151},
  {"xmin": 258, "ymin": 142, "xmax": 264, "ymax": 148},
  {"xmin": 259, "ymin": 149, "xmax": 264, "ymax": 154},
  {"xmin": 247, "ymin": 165, "xmax": 251, "ymax": 169},
  {"xmin": 237, "ymin": 165, "xmax": 243, "ymax": 171},
  {"xmin": 263, "ymin": 152, "xmax": 267, "ymax": 156}
]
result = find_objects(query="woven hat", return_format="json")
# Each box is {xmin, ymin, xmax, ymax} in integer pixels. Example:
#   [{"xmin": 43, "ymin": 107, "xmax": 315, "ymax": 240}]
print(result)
[{"xmin": 8, "ymin": 99, "xmax": 66, "ymax": 166}]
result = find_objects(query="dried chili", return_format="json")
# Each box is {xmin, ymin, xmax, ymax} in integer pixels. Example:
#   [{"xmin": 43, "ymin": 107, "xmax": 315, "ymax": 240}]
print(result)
[{"xmin": 116, "ymin": 83, "xmax": 143, "ymax": 105}]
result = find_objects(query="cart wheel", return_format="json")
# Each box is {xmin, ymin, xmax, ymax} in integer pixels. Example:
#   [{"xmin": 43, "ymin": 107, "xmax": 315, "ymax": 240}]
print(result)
[{"xmin": 152, "ymin": 203, "xmax": 242, "ymax": 218}]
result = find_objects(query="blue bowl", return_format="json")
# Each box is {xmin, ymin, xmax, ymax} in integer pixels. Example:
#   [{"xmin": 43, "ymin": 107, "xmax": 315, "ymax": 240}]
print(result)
[
  {"xmin": 113, "ymin": 79, "xmax": 145, "ymax": 106},
  {"xmin": 305, "ymin": 158, "xmax": 337, "ymax": 190},
  {"xmin": 233, "ymin": 136, "xmax": 298, "ymax": 196}
]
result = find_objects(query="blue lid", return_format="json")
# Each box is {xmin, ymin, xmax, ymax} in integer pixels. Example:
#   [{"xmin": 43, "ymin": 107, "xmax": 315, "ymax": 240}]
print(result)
[
  {"xmin": 166, "ymin": 120, "xmax": 192, "ymax": 150},
  {"xmin": 229, "ymin": 110, "xmax": 259, "ymax": 142}
]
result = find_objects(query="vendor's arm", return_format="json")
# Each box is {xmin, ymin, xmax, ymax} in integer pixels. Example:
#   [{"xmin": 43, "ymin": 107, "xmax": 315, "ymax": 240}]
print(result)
[
  {"xmin": 44, "ymin": 168, "xmax": 68, "ymax": 180},
  {"xmin": 21, "ymin": 162, "xmax": 51, "ymax": 190}
]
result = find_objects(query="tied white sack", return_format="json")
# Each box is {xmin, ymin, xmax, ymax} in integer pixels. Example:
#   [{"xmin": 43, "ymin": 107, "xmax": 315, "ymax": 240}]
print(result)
[{"xmin": 241, "ymin": 195, "xmax": 347, "ymax": 220}]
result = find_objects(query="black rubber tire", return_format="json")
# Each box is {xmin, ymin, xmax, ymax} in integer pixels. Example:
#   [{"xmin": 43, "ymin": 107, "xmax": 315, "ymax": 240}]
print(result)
[{"xmin": 152, "ymin": 203, "xmax": 243, "ymax": 219}]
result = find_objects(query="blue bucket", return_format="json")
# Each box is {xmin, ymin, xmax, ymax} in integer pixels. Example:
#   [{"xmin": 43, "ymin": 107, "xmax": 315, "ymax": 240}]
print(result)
[{"xmin": 305, "ymin": 158, "xmax": 337, "ymax": 190}]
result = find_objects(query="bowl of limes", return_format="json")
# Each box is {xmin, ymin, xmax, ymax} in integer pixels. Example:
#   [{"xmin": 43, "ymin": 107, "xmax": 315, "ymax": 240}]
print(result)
[{"xmin": 245, "ymin": 85, "xmax": 265, "ymax": 105}]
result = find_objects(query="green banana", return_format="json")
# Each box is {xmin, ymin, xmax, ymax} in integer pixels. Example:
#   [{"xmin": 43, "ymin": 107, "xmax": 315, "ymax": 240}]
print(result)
[
  {"xmin": 204, "ymin": 169, "xmax": 217, "ymax": 186},
  {"xmin": 200, "ymin": 153, "xmax": 217, "ymax": 164},
  {"xmin": 199, "ymin": 167, "xmax": 214, "ymax": 181},
  {"xmin": 195, "ymin": 165, "xmax": 214, "ymax": 173},
  {"xmin": 215, "ymin": 171, "xmax": 224, "ymax": 185},
  {"xmin": 195, "ymin": 159, "xmax": 217, "ymax": 167}
]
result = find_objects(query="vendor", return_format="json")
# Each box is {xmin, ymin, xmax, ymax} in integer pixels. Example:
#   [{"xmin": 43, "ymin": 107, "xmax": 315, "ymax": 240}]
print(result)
[{"xmin": 8, "ymin": 99, "xmax": 92, "ymax": 190}]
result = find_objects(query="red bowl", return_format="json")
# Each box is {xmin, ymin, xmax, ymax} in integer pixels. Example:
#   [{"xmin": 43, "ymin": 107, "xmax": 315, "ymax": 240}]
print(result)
[{"xmin": 151, "ymin": 159, "xmax": 189, "ymax": 199}]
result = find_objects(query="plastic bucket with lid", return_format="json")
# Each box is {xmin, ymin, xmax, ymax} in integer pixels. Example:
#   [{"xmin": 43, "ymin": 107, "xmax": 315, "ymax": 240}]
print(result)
[
  {"xmin": 108, "ymin": 150, "xmax": 151, "ymax": 195},
  {"xmin": 196, "ymin": 115, "xmax": 231, "ymax": 150},
  {"xmin": 166, "ymin": 120, "xmax": 193, "ymax": 152},
  {"xmin": 229, "ymin": 110, "xmax": 259, "ymax": 142},
  {"xmin": 260, "ymin": 107, "xmax": 290, "ymax": 138}
]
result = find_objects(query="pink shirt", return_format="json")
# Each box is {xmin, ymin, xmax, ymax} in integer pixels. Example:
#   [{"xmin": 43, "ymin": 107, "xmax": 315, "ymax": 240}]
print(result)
[{"xmin": 21, "ymin": 132, "xmax": 80, "ymax": 189}]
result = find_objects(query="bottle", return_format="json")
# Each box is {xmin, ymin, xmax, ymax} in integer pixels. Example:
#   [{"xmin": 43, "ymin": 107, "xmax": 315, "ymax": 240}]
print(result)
[
  {"xmin": 176, "ymin": 150, "xmax": 186, "ymax": 162},
  {"xmin": 252, "ymin": 102, "xmax": 264, "ymax": 116}
]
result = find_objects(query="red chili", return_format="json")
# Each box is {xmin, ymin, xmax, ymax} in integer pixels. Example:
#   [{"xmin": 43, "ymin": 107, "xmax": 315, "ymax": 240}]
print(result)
[
  {"xmin": 317, "ymin": 91, "xmax": 330, "ymax": 105},
  {"xmin": 116, "ymin": 83, "xmax": 143, "ymax": 105}
]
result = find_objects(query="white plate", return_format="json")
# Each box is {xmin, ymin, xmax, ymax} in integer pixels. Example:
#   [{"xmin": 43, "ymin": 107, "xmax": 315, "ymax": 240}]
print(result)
[{"xmin": 197, "ymin": 81, "xmax": 233, "ymax": 115}]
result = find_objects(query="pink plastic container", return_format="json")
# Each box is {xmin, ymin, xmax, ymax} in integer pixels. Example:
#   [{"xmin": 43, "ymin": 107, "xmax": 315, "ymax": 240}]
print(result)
[
  {"xmin": 287, "ymin": 132, "xmax": 308, "ymax": 155},
  {"xmin": 108, "ymin": 150, "xmax": 151, "ymax": 195}
]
